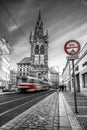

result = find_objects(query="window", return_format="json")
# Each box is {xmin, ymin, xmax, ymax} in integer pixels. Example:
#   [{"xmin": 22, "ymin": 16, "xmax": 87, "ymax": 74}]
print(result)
[
  {"xmin": 40, "ymin": 45, "xmax": 44, "ymax": 54},
  {"xmin": 35, "ymin": 45, "xmax": 39, "ymax": 54},
  {"xmin": 23, "ymin": 68, "xmax": 25, "ymax": 71},
  {"xmin": 40, "ymin": 55, "xmax": 44, "ymax": 65},
  {"xmin": 23, "ymin": 73, "xmax": 25, "ymax": 76},
  {"xmin": 20, "ymin": 73, "xmax": 22, "ymax": 76},
  {"xmin": 83, "ymin": 73, "xmax": 87, "ymax": 88},
  {"xmin": 35, "ymin": 55, "xmax": 39, "ymax": 65}
]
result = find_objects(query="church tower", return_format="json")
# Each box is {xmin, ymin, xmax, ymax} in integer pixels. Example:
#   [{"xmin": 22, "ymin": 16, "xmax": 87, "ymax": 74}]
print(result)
[{"xmin": 29, "ymin": 11, "xmax": 48, "ymax": 79}]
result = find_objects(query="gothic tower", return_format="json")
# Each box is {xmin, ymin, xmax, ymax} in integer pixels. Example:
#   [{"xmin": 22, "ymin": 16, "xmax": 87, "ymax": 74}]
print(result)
[{"xmin": 29, "ymin": 11, "xmax": 48, "ymax": 79}]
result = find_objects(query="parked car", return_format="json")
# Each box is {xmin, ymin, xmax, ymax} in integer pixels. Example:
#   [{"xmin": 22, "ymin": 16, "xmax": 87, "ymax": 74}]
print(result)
[
  {"xmin": 10, "ymin": 87, "xmax": 18, "ymax": 91},
  {"xmin": 2, "ymin": 88, "xmax": 10, "ymax": 92}
]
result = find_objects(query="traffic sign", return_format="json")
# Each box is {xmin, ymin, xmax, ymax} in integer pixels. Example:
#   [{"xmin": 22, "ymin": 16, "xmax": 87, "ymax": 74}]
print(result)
[
  {"xmin": 64, "ymin": 40, "xmax": 81, "ymax": 56},
  {"xmin": 66, "ymin": 55, "xmax": 78, "ymax": 60}
]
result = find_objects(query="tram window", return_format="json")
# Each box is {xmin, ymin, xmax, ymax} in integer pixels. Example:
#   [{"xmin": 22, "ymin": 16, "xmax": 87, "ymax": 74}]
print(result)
[
  {"xmin": 28, "ymin": 79, "xmax": 33, "ymax": 83},
  {"xmin": 33, "ymin": 79, "xmax": 38, "ymax": 83},
  {"xmin": 31, "ymin": 79, "xmax": 40, "ymax": 83},
  {"xmin": 22, "ymin": 78, "xmax": 28, "ymax": 83}
]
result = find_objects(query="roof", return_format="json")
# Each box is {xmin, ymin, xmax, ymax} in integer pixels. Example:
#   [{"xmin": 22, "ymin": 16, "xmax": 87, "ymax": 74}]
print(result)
[
  {"xmin": 50, "ymin": 67, "xmax": 58, "ymax": 74},
  {"xmin": 17, "ymin": 57, "xmax": 32, "ymax": 64}
]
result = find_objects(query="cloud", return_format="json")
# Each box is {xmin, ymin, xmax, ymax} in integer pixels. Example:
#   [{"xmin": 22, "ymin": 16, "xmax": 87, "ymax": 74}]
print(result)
[
  {"xmin": 8, "ymin": 24, "xmax": 18, "ymax": 32},
  {"xmin": 10, "ymin": 36, "xmax": 31, "ymax": 65},
  {"xmin": 81, "ymin": 0, "xmax": 87, "ymax": 6}
]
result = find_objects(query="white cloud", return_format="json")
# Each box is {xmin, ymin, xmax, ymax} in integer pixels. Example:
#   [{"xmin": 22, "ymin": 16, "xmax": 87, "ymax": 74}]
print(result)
[
  {"xmin": 10, "ymin": 37, "xmax": 31, "ymax": 69},
  {"xmin": 8, "ymin": 24, "xmax": 18, "ymax": 32}
]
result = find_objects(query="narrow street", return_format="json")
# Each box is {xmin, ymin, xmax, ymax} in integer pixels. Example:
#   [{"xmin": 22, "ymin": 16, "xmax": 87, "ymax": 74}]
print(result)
[
  {"xmin": 0, "ymin": 90, "xmax": 56, "ymax": 127},
  {"xmin": 0, "ymin": 1, "xmax": 87, "ymax": 129}
]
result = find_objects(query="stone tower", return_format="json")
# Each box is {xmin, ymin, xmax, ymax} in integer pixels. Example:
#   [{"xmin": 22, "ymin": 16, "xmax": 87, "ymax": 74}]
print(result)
[{"xmin": 29, "ymin": 11, "xmax": 48, "ymax": 79}]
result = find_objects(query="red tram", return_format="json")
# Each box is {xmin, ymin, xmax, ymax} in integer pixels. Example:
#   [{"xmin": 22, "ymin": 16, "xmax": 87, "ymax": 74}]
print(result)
[{"xmin": 18, "ymin": 76, "xmax": 50, "ymax": 92}]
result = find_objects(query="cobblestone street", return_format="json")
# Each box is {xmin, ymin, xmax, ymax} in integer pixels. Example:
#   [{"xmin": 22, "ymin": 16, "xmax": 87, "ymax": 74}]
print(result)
[{"xmin": 0, "ymin": 92, "xmax": 59, "ymax": 130}]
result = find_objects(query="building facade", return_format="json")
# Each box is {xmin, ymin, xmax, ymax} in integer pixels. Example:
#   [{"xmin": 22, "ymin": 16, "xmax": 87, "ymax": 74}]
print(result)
[
  {"xmin": 62, "ymin": 42, "xmax": 87, "ymax": 93},
  {"xmin": 0, "ymin": 36, "xmax": 11, "ymax": 89},
  {"xmin": 48, "ymin": 67, "xmax": 59, "ymax": 88},
  {"xmin": 9, "ymin": 70, "xmax": 17, "ymax": 89},
  {"xmin": 17, "ymin": 57, "xmax": 32, "ymax": 77},
  {"xmin": 75, "ymin": 43, "xmax": 87, "ymax": 93},
  {"xmin": 62, "ymin": 61, "xmax": 72, "ymax": 90},
  {"xmin": 29, "ymin": 11, "xmax": 48, "ymax": 79}
]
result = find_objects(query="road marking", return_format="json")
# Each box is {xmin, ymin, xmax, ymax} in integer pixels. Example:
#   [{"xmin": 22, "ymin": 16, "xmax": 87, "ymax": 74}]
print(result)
[
  {"xmin": 0, "ymin": 91, "xmax": 48, "ymax": 106},
  {"xmin": 0, "ymin": 92, "xmax": 56, "ymax": 130}
]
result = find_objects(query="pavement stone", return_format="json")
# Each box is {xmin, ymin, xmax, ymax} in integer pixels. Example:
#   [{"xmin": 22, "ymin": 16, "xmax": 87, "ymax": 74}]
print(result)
[{"xmin": 61, "ymin": 91, "xmax": 87, "ymax": 130}]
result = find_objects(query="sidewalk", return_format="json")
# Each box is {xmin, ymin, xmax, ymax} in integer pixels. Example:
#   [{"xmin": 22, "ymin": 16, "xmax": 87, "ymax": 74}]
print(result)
[
  {"xmin": 0, "ymin": 91, "xmax": 18, "ymax": 95},
  {"xmin": 0, "ymin": 91, "xmax": 82, "ymax": 130},
  {"xmin": 62, "ymin": 91, "xmax": 87, "ymax": 130}
]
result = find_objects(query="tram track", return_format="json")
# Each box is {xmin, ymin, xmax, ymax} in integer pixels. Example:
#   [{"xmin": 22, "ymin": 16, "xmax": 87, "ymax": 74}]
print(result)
[
  {"xmin": 0, "ymin": 91, "xmax": 52, "ymax": 116},
  {"xmin": 0, "ymin": 90, "xmax": 56, "ymax": 126},
  {"xmin": 0, "ymin": 90, "xmax": 53, "ymax": 114},
  {"xmin": 0, "ymin": 91, "xmax": 49, "ymax": 105},
  {"xmin": 0, "ymin": 91, "xmax": 43, "ymax": 103}
]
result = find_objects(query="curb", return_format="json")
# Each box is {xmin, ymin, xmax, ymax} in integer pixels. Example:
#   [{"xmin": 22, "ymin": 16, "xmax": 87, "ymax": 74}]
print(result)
[
  {"xmin": 0, "ymin": 91, "xmax": 19, "ymax": 95},
  {"xmin": 60, "ymin": 92, "xmax": 82, "ymax": 130}
]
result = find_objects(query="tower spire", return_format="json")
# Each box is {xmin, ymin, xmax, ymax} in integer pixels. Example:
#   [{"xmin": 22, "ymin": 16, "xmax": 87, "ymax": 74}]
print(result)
[
  {"xmin": 38, "ymin": 10, "xmax": 41, "ymax": 21},
  {"xmin": 46, "ymin": 30, "xmax": 48, "ymax": 37}
]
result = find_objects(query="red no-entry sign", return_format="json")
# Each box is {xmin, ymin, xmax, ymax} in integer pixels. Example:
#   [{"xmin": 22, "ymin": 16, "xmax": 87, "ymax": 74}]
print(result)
[{"xmin": 64, "ymin": 40, "xmax": 81, "ymax": 56}]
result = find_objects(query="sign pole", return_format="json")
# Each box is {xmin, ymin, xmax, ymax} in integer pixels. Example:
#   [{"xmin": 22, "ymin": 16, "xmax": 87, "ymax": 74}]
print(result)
[
  {"xmin": 64, "ymin": 40, "xmax": 80, "ymax": 114},
  {"xmin": 72, "ymin": 59, "xmax": 78, "ymax": 114}
]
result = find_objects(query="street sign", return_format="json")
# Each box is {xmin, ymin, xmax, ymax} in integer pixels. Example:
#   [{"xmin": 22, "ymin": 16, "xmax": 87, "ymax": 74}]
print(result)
[
  {"xmin": 64, "ymin": 40, "xmax": 80, "ymax": 113},
  {"xmin": 64, "ymin": 40, "xmax": 81, "ymax": 56},
  {"xmin": 66, "ymin": 55, "xmax": 78, "ymax": 60}
]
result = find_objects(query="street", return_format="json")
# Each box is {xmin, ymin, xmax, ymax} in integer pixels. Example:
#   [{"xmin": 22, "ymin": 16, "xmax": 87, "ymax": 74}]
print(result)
[
  {"xmin": 0, "ymin": 0, "xmax": 87, "ymax": 129},
  {"xmin": 0, "ymin": 90, "xmax": 56, "ymax": 127},
  {"xmin": 1, "ymin": 90, "xmax": 87, "ymax": 130}
]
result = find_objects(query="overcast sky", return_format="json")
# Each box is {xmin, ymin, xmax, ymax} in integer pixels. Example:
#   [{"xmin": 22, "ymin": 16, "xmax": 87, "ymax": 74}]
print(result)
[{"xmin": 0, "ymin": 0, "xmax": 87, "ymax": 72}]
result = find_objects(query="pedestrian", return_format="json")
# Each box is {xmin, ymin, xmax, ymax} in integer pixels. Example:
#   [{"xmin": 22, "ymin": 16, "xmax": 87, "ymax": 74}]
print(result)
[
  {"xmin": 59, "ymin": 85, "xmax": 62, "ymax": 91},
  {"xmin": 61, "ymin": 85, "xmax": 64, "ymax": 91},
  {"xmin": 64, "ymin": 85, "xmax": 66, "ymax": 91}
]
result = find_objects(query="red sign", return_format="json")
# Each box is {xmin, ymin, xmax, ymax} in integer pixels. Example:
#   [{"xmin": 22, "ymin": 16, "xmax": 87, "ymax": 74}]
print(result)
[{"xmin": 64, "ymin": 40, "xmax": 81, "ymax": 55}]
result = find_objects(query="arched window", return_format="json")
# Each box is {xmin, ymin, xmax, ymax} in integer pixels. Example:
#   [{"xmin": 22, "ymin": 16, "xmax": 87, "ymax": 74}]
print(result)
[
  {"xmin": 35, "ymin": 45, "xmax": 39, "ymax": 54},
  {"xmin": 40, "ymin": 45, "xmax": 44, "ymax": 54}
]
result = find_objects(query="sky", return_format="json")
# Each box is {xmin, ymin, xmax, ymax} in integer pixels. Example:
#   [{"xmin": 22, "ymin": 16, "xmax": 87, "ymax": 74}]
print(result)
[{"xmin": 0, "ymin": 0, "xmax": 87, "ymax": 73}]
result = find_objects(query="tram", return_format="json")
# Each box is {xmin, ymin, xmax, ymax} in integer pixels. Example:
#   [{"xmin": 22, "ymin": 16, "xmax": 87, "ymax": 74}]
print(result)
[{"xmin": 17, "ymin": 76, "xmax": 50, "ymax": 92}]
